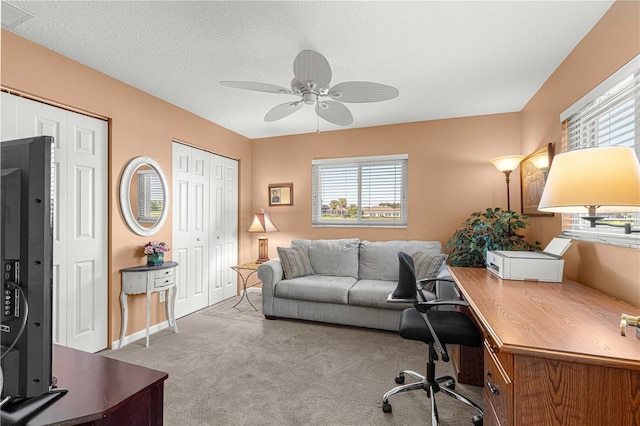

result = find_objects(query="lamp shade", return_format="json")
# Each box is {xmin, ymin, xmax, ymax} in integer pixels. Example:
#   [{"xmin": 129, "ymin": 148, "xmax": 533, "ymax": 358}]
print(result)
[
  {"xmin": 489, "ymin": 155, "xmax": 525, "ymax": 172},
  {"xmin": 247, "ymin": 211, "xmax": 279, "ymax": 233},
  {"xmin": 538, "ymin": 147, "xmax": 640, "ymax": 214}
]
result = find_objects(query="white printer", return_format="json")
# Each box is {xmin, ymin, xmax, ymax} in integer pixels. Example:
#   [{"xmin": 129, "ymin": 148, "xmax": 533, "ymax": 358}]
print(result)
[{"xmin": 486, "ymin": 238, "xmax": 572, "ymax": 283}]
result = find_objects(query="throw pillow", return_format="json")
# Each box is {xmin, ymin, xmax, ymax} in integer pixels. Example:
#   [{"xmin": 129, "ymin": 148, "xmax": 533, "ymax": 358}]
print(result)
[
  {"xmin": 412, "ymin": 252, "xmax": 448, "ymax": 280},
  {"xmin": 277, "ymin": 246, "xmax": 313, "ymax": 279}
]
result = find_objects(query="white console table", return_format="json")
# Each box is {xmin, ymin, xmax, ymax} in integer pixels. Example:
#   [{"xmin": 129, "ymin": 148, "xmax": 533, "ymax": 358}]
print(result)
[{"xmin": 119, "ymin": 261, "xmax": 179, "ymax": 348}]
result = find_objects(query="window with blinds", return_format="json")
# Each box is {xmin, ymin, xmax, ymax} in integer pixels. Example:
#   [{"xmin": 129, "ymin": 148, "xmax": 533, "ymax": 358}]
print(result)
[
  {"xmin": 312, "ymin": 154, "xmax": 408, "ymax": 227},
  {"xmin": 560, "ymin": 54, "xmax": 639, "ymax": 247},
  {"xmin": 137, "ymin": 169, "xmax": 164, "ymax": 223}
]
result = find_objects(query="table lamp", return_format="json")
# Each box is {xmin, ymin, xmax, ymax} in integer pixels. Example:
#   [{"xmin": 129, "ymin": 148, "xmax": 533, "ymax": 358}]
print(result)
[
  {"xmin": 489, "ymin": 155, "xmax": 525, "ymax": 211},
  {"xmin": 538, "ymin": 146, "xmax": 640, "ymax": 232},
  {"xmin": 247, "ymin": 209, "xmax": 279, "ymax": 263}
]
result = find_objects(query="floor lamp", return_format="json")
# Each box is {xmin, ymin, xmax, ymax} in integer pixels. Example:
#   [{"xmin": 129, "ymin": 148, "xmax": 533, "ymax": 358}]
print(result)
[
  {"xmin": 490, "ymin": 155, "xmax": 524, "ymax": 211},
  {"xmin": 247, "ymin": 209, "xmax": 279, "ymax": 263}
]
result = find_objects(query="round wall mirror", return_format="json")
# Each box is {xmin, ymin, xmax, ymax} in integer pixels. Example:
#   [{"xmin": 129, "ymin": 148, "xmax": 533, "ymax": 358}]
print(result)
[{"xmin": 119, "ymin": 156, "xmax": 170, "ymax": 236}]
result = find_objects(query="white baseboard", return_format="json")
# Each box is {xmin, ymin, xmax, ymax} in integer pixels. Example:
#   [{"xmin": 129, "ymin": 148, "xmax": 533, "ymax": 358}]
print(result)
[
  {"xmin": 111, "ymin": 320, "xmax": 172, "ymax": 350},
  {"xmin": 111, "ymin": 291, "xmax": 261, "ymax": 349}
]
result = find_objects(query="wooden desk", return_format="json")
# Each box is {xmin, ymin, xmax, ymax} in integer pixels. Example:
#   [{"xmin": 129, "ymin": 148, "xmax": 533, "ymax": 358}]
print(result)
[
  {"xmin": 25, "ymin": 345, "xmax": 167, "ymax": 425},
  {"xmin": 449, "ymin": 267, "xmax": 640, "ymax": 426}
]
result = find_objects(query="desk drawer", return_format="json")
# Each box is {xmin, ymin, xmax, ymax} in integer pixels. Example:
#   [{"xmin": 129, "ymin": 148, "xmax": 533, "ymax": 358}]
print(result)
[
  {"xmin": 483, "ymin": 341, "xmax": 512, "ymax": 426},
  {"xmin": 154, "ymin": 276, "xmax": 174, "ymax": 289}
]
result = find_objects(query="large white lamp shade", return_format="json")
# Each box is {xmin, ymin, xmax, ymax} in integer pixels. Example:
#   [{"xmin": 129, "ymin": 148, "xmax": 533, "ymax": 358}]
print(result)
[{"xmin": 538, "ymin": 146, "xmax": 640, "ymax": 215}]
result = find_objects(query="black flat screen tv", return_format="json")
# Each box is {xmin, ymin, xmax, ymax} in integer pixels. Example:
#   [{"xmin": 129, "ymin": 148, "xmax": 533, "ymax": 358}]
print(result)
[{"xmin": 1, "ymin": 136, "xmax": 55, "ymax": 400}]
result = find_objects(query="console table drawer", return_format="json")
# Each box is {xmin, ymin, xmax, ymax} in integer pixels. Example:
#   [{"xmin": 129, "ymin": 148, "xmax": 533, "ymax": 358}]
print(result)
[
  {"xmin": 154, "ymin": 276, "xmax": 174, "ymax": 289},
  {"xmin": 154, "ymin": 268, "xmax": 175, "ymax": 279},
  {"xmin": 484, "ymin": 341, "xmax": 512, "ymax": 425}
]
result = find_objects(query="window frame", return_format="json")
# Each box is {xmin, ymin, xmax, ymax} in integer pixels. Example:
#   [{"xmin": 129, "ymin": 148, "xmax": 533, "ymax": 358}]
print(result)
[{"xmin": 311, "ymin": 154, "xmax": 408, "ymax": 228}]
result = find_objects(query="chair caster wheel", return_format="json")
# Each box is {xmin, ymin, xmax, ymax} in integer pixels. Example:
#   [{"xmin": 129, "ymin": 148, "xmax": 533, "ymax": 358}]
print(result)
[
  {"xmin": 382, "ymin": 402, "xmax": 392, "ymax": 413},
  {"xmin": 395, "ymin": 373, "xmax": 405, "ymax": 384},
  {"xmin": 472, "ymin": 414, "xmax": 483, "ymax": 425}
]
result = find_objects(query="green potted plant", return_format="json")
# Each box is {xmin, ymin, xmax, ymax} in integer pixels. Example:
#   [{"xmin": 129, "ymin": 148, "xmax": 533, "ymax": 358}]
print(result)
[{"xmin": 445, "ymin": 207, "xmax": 541, "ymax": 267}]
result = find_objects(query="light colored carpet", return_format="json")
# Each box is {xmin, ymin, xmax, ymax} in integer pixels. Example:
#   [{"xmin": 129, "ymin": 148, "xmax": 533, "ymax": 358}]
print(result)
[{"xmin": 101, "ymin": 292, "xmax": 483, "ymax": 425}]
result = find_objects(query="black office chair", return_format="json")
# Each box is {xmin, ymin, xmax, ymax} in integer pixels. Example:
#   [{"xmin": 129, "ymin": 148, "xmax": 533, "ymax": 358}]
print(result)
[{"xmin": 382, "ymin": 252, "xmax": 483, "ymax": 425}]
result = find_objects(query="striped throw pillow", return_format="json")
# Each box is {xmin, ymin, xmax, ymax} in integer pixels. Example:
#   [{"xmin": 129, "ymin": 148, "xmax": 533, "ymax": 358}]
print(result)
[
  {"xmin": 412, "ymin": 252, "xmax": 448, "ymax": 280},
  {"xmin": 277, "ymin": 246, "xmax": 313, "ymax": 279}
]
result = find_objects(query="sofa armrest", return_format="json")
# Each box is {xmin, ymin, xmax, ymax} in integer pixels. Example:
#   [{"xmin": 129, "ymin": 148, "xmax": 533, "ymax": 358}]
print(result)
[{"xmin": 257, "ymin": 258, "xmax": 283, "ymax": 316}]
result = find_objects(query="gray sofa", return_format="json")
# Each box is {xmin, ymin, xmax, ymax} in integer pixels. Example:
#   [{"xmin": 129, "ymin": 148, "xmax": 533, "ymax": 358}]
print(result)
[{"xmin": 257, "ymin": 239, "xmax": 451, "ymax": 331}]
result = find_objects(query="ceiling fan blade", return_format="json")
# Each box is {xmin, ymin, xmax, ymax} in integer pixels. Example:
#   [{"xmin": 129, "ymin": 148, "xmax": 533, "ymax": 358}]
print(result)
[
  {"xmin": 293, "ymin": 50, "xmax": 332, "ymax": 90},
  {"xmin": 315, "ymin": 101, "xmax": 353, "ymax": 126},
  {"xmin": 264, "ymin": 101, "xmax": 303, "ymax": 122},
  {"xmin": 328, "ymin": 81, "xmax": 399, "ymax": 103},
  {"xmin": 220, "ymin": 81, "xmax": 292, "ymax": 94}
]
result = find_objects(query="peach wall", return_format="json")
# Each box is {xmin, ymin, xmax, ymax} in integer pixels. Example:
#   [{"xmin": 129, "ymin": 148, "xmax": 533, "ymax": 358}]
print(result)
[
  {"xmin": 251, "ymin": 113, "xmax": 522, "ymax": 257},
  {"xmin": 520, "ymin": 1, "xmax": 640, "ymax": 305},
  {"xmin": 1, "ymin": 31, "xmax": 254, "ymax": 347}
]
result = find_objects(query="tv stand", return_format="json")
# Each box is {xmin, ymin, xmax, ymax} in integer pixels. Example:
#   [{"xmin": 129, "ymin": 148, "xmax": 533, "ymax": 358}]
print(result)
[
  {"xmin": 1, "ymin": 389, "xmax": 67, "ymax": 425},
  {"xmin": 9, "ymin": 344, "xmax": 167, "ymax": 425}
]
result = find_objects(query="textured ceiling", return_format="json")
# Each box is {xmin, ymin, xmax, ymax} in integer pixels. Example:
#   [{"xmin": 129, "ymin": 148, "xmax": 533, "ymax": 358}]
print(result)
[{"xmin": 4, "ymin": 1, "xmax": 614, "ymax": 139}]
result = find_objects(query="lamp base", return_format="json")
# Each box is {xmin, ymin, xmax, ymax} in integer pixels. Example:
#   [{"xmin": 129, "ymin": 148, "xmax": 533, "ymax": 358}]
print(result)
[
  {"xmin": 581, "ymin": 216, "xmax": 605, "ymax": 228},
  {"xmin": 256, "ymin": 236, "xmax": 269, "ymax": 264}
]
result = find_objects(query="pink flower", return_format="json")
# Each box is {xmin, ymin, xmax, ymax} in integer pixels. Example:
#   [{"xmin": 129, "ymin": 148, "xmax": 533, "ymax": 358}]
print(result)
[{"xmin": 143, "ymin": 241, "xmax": 169, "ymax": 255}]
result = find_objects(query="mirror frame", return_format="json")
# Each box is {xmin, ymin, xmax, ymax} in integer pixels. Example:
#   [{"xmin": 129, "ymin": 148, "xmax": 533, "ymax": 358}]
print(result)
[{"xmin": 119, "ymin": 156, "xmax": 170, "ymax": 236}]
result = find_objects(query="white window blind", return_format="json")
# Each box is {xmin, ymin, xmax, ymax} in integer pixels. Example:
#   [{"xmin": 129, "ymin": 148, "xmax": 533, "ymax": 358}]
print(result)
[
  {"xmin": 137, "ymin": 169, "xmax": 164, "ymax": 223},
  {"xmin": 312, "ymin": 154, "xmax": 408, "ymax": 227},
  {"xmin": 560, "ymin": 54, "xmax": 640, "ymax": 247}
]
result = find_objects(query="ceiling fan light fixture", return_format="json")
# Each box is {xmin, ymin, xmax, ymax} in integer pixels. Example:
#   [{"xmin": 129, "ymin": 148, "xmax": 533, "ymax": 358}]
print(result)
[{"xmin": 303, "ymin": 92, "xmax": 317, "ymax": 105}]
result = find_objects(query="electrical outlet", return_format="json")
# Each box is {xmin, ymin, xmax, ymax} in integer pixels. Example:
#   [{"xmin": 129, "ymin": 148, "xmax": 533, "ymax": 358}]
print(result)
[{"xmin": 159, "ymin": 291, "xmax": 165, "ymax": 303}]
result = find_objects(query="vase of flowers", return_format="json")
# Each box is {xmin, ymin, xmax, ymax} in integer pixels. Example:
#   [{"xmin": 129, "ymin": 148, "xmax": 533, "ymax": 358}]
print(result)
[{"xmin": 144, "ymin": 241, "xmax": 169, "ymax": 266}]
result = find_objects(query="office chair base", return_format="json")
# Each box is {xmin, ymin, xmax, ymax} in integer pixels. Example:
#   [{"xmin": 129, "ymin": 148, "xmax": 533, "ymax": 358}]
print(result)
[{"xmin": 382, "ymin": 369, "xmax": 483, "ymax": 425}]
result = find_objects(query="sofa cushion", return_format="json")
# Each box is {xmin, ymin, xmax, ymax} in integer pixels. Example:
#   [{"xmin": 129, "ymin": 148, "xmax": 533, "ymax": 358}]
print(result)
[
  {"xmin": 413, "ymin": 252, "xmax": 448, "ymax": 280},
  {"xmin": 292, "ymin": 238, "xmax": 360, "ymax": 278},
  {"xmin": 277, "ymin": 246, "xmax": 313, "ymax": 279},
  {"xmin": 358, "ymin": 240, "xmax": 443, "ymax": 281},
  {"xmin": 349, "ymin": 279, "xmax": 412, "ymax": 311},
  {"xmin": 274, "ymin": 275, "xmax": 357, "ymax": 304}
]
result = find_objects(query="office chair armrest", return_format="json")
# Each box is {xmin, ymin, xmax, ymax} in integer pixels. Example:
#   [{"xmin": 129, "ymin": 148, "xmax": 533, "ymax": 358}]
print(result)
[
  {"xmin": 418, "ymin": 311, "xmax": 450, "ymax": 362},
  {"xmin": 386, "ymin": 293, "xmax": 418, "ymax": 304},
  {"xmin": 417, "ymin": 299, "xmax": 469, "ymax": 308}
]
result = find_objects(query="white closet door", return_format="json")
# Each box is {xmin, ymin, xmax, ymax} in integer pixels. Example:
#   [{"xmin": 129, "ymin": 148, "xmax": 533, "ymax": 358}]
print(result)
[
  {"xmin": 2, "ymin": 93, "xmax": 108, "ymax": 353},
  {"xmin": 209, "ymin": 156, "xmax": 226, "ymax": 305},
  {"xmin": 188, "ymin": 147, "xmax": 210, "ymax": 312},
  {"xmin": 173, "ymin": 143, "xmax": 238, "ymax": 309},
  {"xmin": 209, "ymin": 155, "xmax": 238, "ymax": 303},
  {"xmin": 173, "ymin": 143, "xmax": 210, "ymax": 318},
  {"xmin": 222, "ymin": 158, "xmax": 238, "ymax": 299}
]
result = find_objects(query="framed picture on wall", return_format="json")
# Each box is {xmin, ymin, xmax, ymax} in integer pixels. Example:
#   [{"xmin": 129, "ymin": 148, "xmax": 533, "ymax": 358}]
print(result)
[
  {"xmin": 520, "ymin": 143, "xmax": 554, "ymax": 216},
  {"xmin": 268, "ymin": 183, "xmax": 293, "ymax": 206}
]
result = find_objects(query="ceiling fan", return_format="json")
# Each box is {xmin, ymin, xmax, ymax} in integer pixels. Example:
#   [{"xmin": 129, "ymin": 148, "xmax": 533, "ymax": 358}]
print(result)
[{"xmin": 220, "ymin": 50, "xmax": 399, "ymax": 126}]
